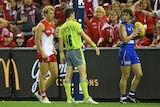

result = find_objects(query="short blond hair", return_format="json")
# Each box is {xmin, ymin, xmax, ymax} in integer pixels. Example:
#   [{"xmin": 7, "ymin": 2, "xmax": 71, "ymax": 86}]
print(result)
[
  {"xmin": 93, "ymin": 6, "xmax": 105, "ymax": 17},
  {"xmin": 42, "ymin": 5, "xmax": 55, "ymax": 16}
]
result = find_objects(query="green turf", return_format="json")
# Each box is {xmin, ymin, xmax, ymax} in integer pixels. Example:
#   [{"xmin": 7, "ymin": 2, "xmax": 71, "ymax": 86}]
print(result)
[{"xmin": 0, "ymin": 101, "xmax": 160, "ymax": 107}]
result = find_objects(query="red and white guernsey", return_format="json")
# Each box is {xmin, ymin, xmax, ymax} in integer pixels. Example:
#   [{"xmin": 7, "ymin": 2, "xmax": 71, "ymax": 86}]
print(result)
[{"xmin": 40, "ymin": 19, "xmax": 55, "ymax": 56}]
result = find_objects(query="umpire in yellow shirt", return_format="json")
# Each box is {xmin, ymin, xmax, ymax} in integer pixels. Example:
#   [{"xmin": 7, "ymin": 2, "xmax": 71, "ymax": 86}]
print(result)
[{"xmin": 59, "ymin": 8, "xmax": 100, "ymax": 104}]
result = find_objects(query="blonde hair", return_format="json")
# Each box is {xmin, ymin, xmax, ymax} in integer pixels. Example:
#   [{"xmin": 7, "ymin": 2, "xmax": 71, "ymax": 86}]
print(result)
[
  {"xmin": 42, "ymin": 5, "xmax": 55, "ymax": 16},
  {"xmin": 93, "ymin": 6, "xmax": 105, "ymax": 17}
]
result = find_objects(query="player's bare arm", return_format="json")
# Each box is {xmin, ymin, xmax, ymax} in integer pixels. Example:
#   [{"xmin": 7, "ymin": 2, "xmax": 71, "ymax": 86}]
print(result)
[
  {"xmin": 79, "ymin": 31, "xmax": 100, "ymax": 56},
  {"xmin": 118, "ymin": 24, "xmax": 139, "ymax": 44},
  {"xmin": 35, "ymin": 23, "xmax": 48, "ymax": 59}
]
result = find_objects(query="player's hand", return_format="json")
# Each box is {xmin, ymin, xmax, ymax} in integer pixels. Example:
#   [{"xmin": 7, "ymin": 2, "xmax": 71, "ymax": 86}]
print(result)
[
  {"xmin": 60, "ymin": 57, "xmax": 66, "ymax": 64},
  {"xmin": 53, "ymin": 49, "xmax": 57, "ymax": 55},
  {"xmin": 133, "ymin": 27, "xmax": 141, "ymax": 37},
  {"xmin": 41, "ymin": 52, "xmax": 48, "ymax": 60},
  {"xmin": 95, "ymin": 47, "xmax": 100, "ymax": 56}
]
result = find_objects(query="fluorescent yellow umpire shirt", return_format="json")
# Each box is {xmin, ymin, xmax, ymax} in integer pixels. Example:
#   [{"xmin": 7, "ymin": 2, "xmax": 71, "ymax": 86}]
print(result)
[{"xmin": 59, "ymin": 20, "xmax": 83, "ymax": 50}]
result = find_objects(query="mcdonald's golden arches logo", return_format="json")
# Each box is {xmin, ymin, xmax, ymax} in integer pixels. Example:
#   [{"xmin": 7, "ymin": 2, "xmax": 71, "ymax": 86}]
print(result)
[{"xmin": 0, "ymin": 58, "xmax": 20, "ymax": 90}]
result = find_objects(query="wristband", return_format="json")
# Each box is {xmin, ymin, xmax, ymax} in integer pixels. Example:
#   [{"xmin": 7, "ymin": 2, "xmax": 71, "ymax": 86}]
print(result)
[
  {"xmin": 60, "ymin": 53, "xmax": 64, "ymax": 58},
  {"xmin": 91, "ymin": 42, "xmax": 96, "ymax": 47}
]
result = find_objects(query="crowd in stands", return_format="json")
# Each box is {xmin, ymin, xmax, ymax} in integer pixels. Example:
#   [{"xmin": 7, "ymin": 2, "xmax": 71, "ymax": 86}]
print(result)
[{"xmin": 0, "ymin": 0, "xmax": 160, "ymax": 48}]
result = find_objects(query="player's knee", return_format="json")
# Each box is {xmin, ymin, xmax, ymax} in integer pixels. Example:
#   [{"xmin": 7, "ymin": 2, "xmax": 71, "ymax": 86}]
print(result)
[
  {"xmin": 40, "ymin": 72, "xmax": 47, "ymax": 78},
  {"xmin": 122, "ymin": 73, "xmax": 130, "ymax": 80},
  {"xmin": 80, "ymin": 73, "xmax": 87, "ymax": 80},
  {"xmin": 136, "ymin": 72, "xmax": 143, "ymax": 78},
  {"xmin": 40, "ymin": 74, "xmax": 46, "ymax": 80}
]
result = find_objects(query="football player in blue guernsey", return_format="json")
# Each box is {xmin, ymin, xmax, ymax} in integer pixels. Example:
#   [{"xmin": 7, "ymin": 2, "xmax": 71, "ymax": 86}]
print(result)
[{"xmin": 118, "ymin": 8, "xmax": 143, "ymax": 104}]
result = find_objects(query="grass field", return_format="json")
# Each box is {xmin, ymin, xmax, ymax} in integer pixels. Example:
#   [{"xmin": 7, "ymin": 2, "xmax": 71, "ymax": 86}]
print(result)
[{"xmin": 0, "ymin": 101, "xmax": 160, "ymax": 107}]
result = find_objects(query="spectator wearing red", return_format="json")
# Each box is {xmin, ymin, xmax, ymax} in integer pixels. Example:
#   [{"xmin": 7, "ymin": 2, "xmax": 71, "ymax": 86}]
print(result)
[
  {"xmin": 103, "ymin": 3, "xmax": 111, "ymax": 16},
  {"xmin": 85, "ymin": 6, "xmax": 109, "ymax": 47},
  {"xmin": 4, "ymin": 31, "xmax": 17, "ymax": 48},
  {"xmin": 0, "ymin": 0, "xmax": 13, "ymax": 31},
  {"xmin": 8, "ymin": 0, "xmax": 20, "ymax": 22},
  {"xmin": 26, "ymin": 26, "xmax": 36, "ymax": 47},
  {"xmin": 54, "ymin": 0, "xmax": 70, "ymax": 26},
  {"xmin": 84, "ymin": 0, "xmax": 98, "ymax": 19},
  {"xmin": 15, "ymin": 33, "xmax": 26, "ymax": 47},
  {"xmin": 0, "ymin": 0, "xmax": 13, "ymax": 21},
  {"xmin": 133, "ymin": 0, "xmax": 158, "ymax": 44},
  {"xmin": 97, "ymin": 10, "xmax": 120, "ymax": 47}
]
